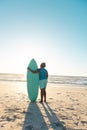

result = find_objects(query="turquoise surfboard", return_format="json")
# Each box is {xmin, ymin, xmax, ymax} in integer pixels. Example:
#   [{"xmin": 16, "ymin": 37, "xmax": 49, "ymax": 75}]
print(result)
[{"xmin": 27, "ymin": 59, "xmax": 39, "ymax": 102}]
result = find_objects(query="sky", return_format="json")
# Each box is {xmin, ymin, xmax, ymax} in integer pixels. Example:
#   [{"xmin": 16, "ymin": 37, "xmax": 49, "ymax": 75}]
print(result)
[{"xmin": 0, "ymin": 0, "xmax": 87, "ymax": 76}]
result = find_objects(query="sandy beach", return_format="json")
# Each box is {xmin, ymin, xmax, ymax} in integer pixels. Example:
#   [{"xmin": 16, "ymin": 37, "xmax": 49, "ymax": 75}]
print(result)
[{"xmin": 0, "ymin": 81, "xmax": 87, "ymax": 130}]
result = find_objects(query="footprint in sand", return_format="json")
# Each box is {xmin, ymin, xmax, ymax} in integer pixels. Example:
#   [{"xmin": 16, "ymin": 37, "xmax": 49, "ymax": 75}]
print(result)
[
  {"xmin": 66, "ymin": 95, "xmax": 70, "ymax": 97},
  {"xmin": 57, "ymin": 93, "xmax": 61, "ymax": 95},
  {"xmin": 6, "ymin": 117, "xmax": 12, "ymax": 121},
  {"xmin": 81, "ymin": 120, "xmax": 87, "ymax": 124},
  {"xmin": 49, "ymin": 98, "xmax": 54, "ymax": 100},
  {"xmin": 66, "ymin": 107, "xmax": 75, "ymax": 110}
]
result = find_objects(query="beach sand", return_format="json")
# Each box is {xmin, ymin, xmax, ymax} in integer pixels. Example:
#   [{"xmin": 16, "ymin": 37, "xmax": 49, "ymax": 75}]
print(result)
[{"xmin": 0, "ymin": 81, "xmax": 87, "ymax": 130}]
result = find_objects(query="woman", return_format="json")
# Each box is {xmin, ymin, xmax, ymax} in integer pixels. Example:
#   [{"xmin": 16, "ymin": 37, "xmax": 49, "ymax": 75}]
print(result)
[{"xmin": 28, "ymin": 62, "xmax": 48, "ymax": 103}]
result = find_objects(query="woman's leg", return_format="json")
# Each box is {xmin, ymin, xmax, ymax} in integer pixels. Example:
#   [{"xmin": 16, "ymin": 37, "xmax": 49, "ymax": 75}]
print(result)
[
  {"xmin": 44, "ymin": 88, "xmax": 46, "ymax": 102},
  {"xmin": 40, "ymin": 88, "xmax": 44, "ymax": 103}
]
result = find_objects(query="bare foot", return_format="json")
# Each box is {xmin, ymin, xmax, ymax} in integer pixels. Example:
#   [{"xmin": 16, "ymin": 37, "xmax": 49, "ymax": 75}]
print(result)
[{"xmin": 39, "ymin": 101, "xmax": 43, "ymax": 103}]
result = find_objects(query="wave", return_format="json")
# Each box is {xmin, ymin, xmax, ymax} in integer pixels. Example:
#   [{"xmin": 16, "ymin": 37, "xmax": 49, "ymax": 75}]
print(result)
[
  {"xmin": 0, "ymin": 73, "xmax": 87, "ymax": 86},
  {"xmin": 0, "ymin": 73, "xmax": 26, "ymax": 82},
  {"xmin": 48, "ymin": 75, "xmax": 87, "ymax": 86}
]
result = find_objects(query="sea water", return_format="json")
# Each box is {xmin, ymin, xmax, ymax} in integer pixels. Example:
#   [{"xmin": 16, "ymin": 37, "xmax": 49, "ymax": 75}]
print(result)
[{"xmin": 0, "ymin": 73, "xmax": 87, "ymax": 87}]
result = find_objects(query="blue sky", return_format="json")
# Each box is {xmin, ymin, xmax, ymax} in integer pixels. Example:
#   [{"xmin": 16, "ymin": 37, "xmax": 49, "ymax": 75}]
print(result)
[{"xmin": 0, "ymin": 0, "xmax": 87, "ymax": 76}]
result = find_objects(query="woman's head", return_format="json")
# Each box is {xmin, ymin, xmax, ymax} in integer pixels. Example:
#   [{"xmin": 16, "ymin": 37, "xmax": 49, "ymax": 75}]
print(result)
[{"xmin": 40, "ymin": 63, "xmax": 46, "ymax": 68}]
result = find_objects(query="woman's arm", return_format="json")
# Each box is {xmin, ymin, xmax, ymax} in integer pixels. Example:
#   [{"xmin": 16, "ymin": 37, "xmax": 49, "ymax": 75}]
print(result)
[
  {"xmin": 27, "ymin": 67, "xmax": 38, "ymax": 73},
  {"xmin": 46, "ymin": 71, "xmax": 48, "ymax": 79}
]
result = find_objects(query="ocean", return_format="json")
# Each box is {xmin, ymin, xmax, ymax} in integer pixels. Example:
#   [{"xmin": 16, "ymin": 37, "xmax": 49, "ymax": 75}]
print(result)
[{"xmin": 0, "ymin": 73, "xmax": 87, "ymax": 87}]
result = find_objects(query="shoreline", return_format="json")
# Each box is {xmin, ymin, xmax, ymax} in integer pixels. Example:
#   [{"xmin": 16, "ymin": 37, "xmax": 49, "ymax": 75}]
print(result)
[{"xmin": 0, "ymin": 81, "xmax": 87, "ymax": 130}]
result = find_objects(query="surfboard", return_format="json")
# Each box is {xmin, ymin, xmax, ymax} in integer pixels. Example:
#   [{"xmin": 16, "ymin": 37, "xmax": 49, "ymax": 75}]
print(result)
[{"xmin": 27, "ymin": 59, "xmax": 39, "ymax": 102}]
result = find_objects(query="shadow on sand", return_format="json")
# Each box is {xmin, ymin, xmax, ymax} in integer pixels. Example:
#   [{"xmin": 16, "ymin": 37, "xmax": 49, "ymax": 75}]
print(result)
[{"xmin": 22, "ymin": 102, "xmax": 66, "ymax": 130}]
